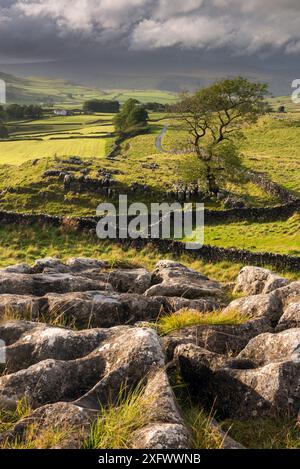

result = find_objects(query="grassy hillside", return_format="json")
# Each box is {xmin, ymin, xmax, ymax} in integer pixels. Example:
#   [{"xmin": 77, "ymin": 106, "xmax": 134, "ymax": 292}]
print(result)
[
  {"xmin": 0, "ymin": 223, "xmax": 298, "ymax": 281},
  {"xmin": 148, "ymin": 112, "xmax": 300, "ymax": 199},
  {"xmin": 203, "ymin": 213, "xmax": 300, "ymax": 256},
  {"xmin": 242, "ymin": 113, "xmax": 300, "ymax": 197},
  {"xmin": 0, "ymin": 105, "xmax": 299, "ymax": 258},
  {"xmin": 0, "ymin": 111, "xmax": 279, "ymax": 215},
  {"xmin": 0, "ymin": 71, "xmax": 177, "ymax": 106}
]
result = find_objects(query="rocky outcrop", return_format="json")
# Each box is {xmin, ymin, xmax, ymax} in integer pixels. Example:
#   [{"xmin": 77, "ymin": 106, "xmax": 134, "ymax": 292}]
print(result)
[
  {"xmin": 171, "ymin": 267, "xmax": 300, "ymax": 420},
  {"xmin": 0, "ymin": 321, "xmax": 189, "ymax": 449},
  {"xmin": 0, "ymin": 325, "xmax": 164, "ymax": 410},
  {"xmin": 237, "ymin": 328, "xmax": 300, "ymax": 366},
  {"xmin": 214, "ymin": 359, "xmax": 300, "ymax": 418},
  {"xmin": 0, "ymin": 262, "xmax": 299, "ymax": 449},
  {"xmin": 0, "ymin": 258, "xmax": 222, "ymax": 328},
  {"xmin": 173, "ymin": 267, "xmax": 300, "ymax": 419}
]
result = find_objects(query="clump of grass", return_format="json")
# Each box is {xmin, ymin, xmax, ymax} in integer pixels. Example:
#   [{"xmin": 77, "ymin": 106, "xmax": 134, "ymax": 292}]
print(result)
[
  {"xmin": 0, "ymin": 304, "xmax": 35, "ymax": 324},
  {"xmin": 2, "ymin": 423, "xmax": 69, "ymax": 449},
  {"xmin": 221, "ymin": 417, "xmax": 300, "ymax": 449},
  {"xmin": 0, "ymin": 398, "xmax": 70, "ymax": 449},
  {"xmin": 0, "ymin": 303, "xmax": 76, "ymax": 330},
  {"xmin": 157, "ymin": 308, "xmax": 247, "ymax": 335},
  {"xmin": 184, "ymin": 406, "xmax": 224, "ymax": 449},
  {"xmin": 83, "ymin": 385, "xmax": 152, "ymax": 449},
  {"xmin": 0, "ymin": 398, "xmax": 32, "ymax": 433}
]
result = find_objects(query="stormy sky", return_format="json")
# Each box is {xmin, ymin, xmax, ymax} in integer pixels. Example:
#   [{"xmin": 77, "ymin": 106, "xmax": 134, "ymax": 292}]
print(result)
[{"xmin": 1, "ymin": 0, "xmax": 300, "ymax": 93}]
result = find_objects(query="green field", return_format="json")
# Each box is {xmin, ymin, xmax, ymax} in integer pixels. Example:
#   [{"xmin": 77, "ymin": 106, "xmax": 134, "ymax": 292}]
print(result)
[
  {"xmin": 203, "ymin": 213, "xmax": 300, "ymax": 256},
  {"xmin": 0, "ymin": 114, "xmax": 115, "ymax": 164},
  {"xmin": 269, "ymin": 95, "xmax": 300, "ymax": 113},
  {"xmin": 0, "ymin": 112, "xmax": 286, "ymax": 215},
  {"xmin": 0, "ymin": 139, "xmax": 108, "ymax": 164},
  {"xmin": 102, "ymin": 89, "xmax": 178, "ymax": 105}
]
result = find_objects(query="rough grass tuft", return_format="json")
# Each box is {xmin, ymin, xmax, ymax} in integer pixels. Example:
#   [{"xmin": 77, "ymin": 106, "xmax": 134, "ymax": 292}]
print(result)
[
  {"xmin": 157, "ymin": 308, "xmax": 247, "ymax": 335},
  {"xmin": 2, "ymin": 424, "xmax": 69, "ymax": 449},
  {"xmin": 83, "ymin": 385, "xmax": 152, "ymax": 449},
  {"xmin": 221, "ymin": 417, "xmax": 300, "ymax": 449},
  {"xmin": 0, "ymin": 398, "xmax": 32, "ymax": 433},
  {"xmin": 184, "ymin": 406, "xmax": 224, "ymax": 449}
]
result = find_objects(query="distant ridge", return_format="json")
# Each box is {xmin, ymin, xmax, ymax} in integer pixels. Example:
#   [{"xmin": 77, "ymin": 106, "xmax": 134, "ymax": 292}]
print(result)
[{"xmin": 0, "ymin": 71, "xmax": 177, "ymax": 106}]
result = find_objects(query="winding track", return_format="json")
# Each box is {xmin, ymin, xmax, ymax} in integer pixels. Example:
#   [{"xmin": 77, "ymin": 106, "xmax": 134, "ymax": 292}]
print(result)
[{"xmin": 155, "ymin": 124, "xmax": 169, "ymax": 152}]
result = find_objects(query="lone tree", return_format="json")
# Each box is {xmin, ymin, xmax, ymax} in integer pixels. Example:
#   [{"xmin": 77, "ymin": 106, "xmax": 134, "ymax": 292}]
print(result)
[
  {"xmin": 114, "ymin": 99, "xmax": 149, "ymax": 135},
  {"xmin": 176, "ymin": 77, "xmax": 269, "ymax": 194}
]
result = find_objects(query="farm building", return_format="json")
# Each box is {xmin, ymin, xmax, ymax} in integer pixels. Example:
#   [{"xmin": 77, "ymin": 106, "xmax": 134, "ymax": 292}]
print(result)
[{"xmin": 53, "ymin": 109, "xmax": 71, "ymax": 116}]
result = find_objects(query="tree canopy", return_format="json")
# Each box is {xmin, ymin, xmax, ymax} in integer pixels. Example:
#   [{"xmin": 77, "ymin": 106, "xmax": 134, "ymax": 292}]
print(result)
[
  {"xmin": 114, "ymin": 99, "xmax": 149, "ymax": 134},
  {"xmin": 83, "ymin": 99, "xmax": 120, "ymax": 113},
  {"xmin": 0, "ymin": 123, "xmax": 8, "ymax": 139},
  {"xmin": 4, "ymin": 104, "xmax": 43, "ymax": 120}
]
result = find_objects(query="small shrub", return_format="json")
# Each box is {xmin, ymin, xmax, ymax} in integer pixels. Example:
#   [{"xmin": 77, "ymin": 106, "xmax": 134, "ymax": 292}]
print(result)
[{"xmin": 60, "ymin": 218, "xmax": 80, "ymax": 233}]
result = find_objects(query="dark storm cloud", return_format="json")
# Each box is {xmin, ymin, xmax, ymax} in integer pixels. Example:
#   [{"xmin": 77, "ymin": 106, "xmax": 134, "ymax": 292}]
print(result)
[
  {"xmin": 1, "ymin": 0, "xmax": 300, "ymax": 58},
  {"xmin": 0, "ymin": 1, "xmax": 300, "ymax": 95}
]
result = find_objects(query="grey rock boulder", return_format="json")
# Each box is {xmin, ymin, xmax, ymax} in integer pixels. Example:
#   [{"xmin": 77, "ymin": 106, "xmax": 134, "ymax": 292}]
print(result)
[
  {"xmin": 45, "ymin": 291, "xmax": 170, "ymax": 328},
  {"xmin": 66, "ymin": 257, "xmax": 108, "ymax": 272},
  {"xmin": 131, "ymin": 370, "xmax": 190, "ymax": 449},
  {"xmin": 276, "ymin": 302, "xmax": 300, "ymax": 332},
  {"xmin": 103, "ymin": 268, "xmax": 152, "ymax": 294},
  {"xmin": 223, "ymin": 292, "xmax": 282, "ymax": 324},
  {"xmin": 234, "ymin": 266, "xmax": 290, "ymax": 295},
  {"xmin": 0, "ymin": 294, "xmax": 47, "ymax": 321},
  {"xmin": 32, "ymin": 257, "xmax": 69, "ymax": 273},
  {"xmin": 162, "ymin": 317, "xmax": 272, "ymax": 360},
  {"xmin": 2, "ymin": 369, "xmax": 190, "ymax": 449},
  {"xmin": 0, "ymin": 402, "xmax": 98, "ymax": 449},
  {"xmin": 237, "ymin": 328, "xmax": 300, "ymax": 367},
  {"xmin": 272, "ymin": 281, "xmax": 300, "ymax": 309},
  {"xmin": 214, "ymin": 360, "xmax": 300, "ymax": 418},
  {"xmin": 0, "ymin": 326, "xmax": 164, "ymax": 411},
  {"xmin": 145, "ymin": 260, "xmax": 223, "ymax": 299},
  {"xmin": 0, "ymin": 263, "xmax": 32, "ymax": 274},
  {"xmin": 0, "ymin": 272, "xmax": 113, "ymax": 296},
  {"xmin": 2, "ymin": 322, "xmax": 114, "ymax": 373}
]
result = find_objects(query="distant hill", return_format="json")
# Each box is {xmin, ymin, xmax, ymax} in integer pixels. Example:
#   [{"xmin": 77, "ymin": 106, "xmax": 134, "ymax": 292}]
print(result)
[{"xmin": 0, "ymin": 71, "xmax": 177, "ymax": 106}]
